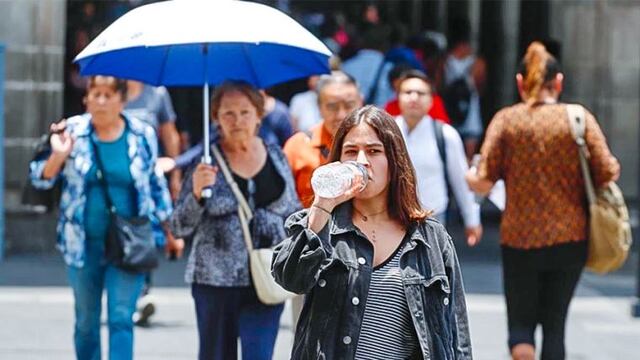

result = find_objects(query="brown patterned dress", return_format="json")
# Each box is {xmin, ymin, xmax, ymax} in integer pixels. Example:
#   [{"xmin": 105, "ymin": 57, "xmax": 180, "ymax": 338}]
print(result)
[{"xmin": 478, "ymin": 102, "xmax": 620, "ymax": 249}]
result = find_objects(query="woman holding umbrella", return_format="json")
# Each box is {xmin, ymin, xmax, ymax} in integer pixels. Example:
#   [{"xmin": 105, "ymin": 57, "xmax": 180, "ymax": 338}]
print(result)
[
  {"xmin": 170, "ymin": 81, "xmax": 301, "ymax": 360},
  {"xmin": 29, "ymin": 75, "xmax": 175, "ymax": 360}
]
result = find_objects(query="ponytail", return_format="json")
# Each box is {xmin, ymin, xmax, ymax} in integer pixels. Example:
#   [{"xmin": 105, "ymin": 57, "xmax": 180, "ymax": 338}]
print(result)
[{"xmin": 519, "ymin": 41, "xmax": 561, "ymax": 106}]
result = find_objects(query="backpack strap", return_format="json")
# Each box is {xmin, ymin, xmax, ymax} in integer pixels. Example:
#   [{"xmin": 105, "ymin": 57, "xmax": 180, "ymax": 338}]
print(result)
[
  {"xmin": 432, "ymin": 120, "xmax": 450, "ymax": 189},
  {"xmin": 211, "ymin": 145, "xmax": 255, "ymax": 253},
  {"xmin": 365, "ymin": 57, "xmax": 388, "ymax": 104},
  {"xmin": 566, "ymin": 104, "xmax": 596, "ymax": 205}
]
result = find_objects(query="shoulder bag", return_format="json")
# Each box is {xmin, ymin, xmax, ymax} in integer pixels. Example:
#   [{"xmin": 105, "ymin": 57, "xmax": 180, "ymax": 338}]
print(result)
[
  {"xmin": 90, "ymin": 133, "xmax": 158, "ymax": 273},
  {"xmin": 212, "ymin": 145, "xmax": 295, "ymax": 305},
  {"xmin": 566, "ymin": 104, "xmax": 632, "ymax": 274}
]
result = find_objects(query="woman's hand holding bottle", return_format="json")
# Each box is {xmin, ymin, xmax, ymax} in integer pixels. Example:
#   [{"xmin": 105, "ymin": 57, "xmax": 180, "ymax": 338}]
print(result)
[{"xmin": 307, "ymin": 161, "xmax": 368, "ymax": 233}]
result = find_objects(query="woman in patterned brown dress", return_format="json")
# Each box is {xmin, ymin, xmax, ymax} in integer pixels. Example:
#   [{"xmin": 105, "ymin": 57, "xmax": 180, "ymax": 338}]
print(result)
[{"xmin": 465, "ymin": 42, "xmax": 620, "ymax": 360}]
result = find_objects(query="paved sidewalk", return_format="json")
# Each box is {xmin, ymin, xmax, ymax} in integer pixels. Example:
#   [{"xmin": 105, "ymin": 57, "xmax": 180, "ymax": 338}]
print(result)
[
  {"xmin": 2, "ymin": 207, "xmax": 638, "ymax": 359},
  {"xmin": 1, "ymin": 255, "xmax": 639, "ymax": 359}
]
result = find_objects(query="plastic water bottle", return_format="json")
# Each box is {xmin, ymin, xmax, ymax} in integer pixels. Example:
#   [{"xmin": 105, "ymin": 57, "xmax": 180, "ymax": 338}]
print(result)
[{"xmin": 311, "ymin": 161, "xmax": 369, "ymax": 198}]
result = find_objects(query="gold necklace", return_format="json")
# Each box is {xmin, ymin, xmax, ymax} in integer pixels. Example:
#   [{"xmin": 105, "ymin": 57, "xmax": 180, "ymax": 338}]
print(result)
[{"xmin": 353, "ymin": 207, "xmax": 387, "ymax": 222}]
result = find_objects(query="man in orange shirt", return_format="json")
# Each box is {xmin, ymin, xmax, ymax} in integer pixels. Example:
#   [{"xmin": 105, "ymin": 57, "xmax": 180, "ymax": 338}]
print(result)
[{"xmin": 283, "ymin": 71, "xmax": 363, "ymax": 208}]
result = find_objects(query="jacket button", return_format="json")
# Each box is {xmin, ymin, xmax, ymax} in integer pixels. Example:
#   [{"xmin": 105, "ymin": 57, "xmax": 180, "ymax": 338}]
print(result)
[
  {"xmin": 343, "ymin": 336, "xmax": 352, "ymax": 345},
  {"xmin": 318, "ymin": 279, "xmax": 327, "ymax": 288},
  {"xmin": 352, "ymin": 297, "xmax": 360, "ymax": 305},
  {"xmin": 443, "ymin": 297, "xmax": 449, "ymax": 306},
  {"xmin": 357, "ymin": 257, "xmax": 366, "ymax": 265}
]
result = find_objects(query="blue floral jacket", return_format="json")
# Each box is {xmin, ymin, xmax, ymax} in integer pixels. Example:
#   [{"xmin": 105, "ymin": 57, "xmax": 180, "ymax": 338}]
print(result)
[{"xmin": 29, "ymin": 113, "xmax": 173, "ymax": 268}]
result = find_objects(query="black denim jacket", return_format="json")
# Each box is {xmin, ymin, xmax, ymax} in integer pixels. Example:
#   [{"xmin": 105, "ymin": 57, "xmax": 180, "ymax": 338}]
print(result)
[{"xmin": 272, "ymin": 203, "xmax": 472, "ymax": 360}]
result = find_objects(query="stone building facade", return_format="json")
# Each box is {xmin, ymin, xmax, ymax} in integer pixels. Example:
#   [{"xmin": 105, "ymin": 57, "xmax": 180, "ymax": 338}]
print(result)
[{"xmin": 0, "ymin": 0, "xmax": 66, "ymax": 255}]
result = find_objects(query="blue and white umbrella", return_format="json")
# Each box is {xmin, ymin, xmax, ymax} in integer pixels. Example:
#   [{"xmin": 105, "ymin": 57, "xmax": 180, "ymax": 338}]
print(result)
[{"xmin": 75, "ymin": 0, "xmax": 331, "ymax": 179}]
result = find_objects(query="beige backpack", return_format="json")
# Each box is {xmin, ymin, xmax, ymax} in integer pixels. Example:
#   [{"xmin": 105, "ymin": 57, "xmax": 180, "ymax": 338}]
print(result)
[{"xmin": 566, "ymin": 104, "xmax": 632, "ymax": 274}]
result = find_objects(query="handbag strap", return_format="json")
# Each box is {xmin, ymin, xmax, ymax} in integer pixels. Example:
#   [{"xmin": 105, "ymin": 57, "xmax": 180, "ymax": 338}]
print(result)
[
  {"xmin": 566, "ymin": 104, "xmax": 596, "ymax": 205},
  {"xmin": 211, "ymin": 145, "xmax": 255, "ymax": 252},
  {"xmin": 89, "ymin": 132, "xmax": 117, "ymax": 214}
]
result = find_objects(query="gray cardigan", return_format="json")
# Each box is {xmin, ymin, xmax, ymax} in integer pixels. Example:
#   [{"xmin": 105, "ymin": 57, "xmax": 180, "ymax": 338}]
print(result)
[{"xmin": 170, "ymin": 142, "xmax": 301, "ymax": 287}]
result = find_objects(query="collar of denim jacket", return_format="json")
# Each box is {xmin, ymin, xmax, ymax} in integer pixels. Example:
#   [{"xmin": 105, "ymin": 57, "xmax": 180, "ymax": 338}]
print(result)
[{"xmin": 329, "ymin": 202, "xmax": 357, "ymax": 236}]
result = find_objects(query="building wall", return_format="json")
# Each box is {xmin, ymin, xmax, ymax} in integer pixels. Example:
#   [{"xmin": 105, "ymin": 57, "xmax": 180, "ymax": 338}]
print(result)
[
  {"xmin": 550, "ymin": 0, "xmax": 640, "ymax": 199},
  {"xmin": 0, "ymin": 0, "xmax": 66, "ymax": 254}
]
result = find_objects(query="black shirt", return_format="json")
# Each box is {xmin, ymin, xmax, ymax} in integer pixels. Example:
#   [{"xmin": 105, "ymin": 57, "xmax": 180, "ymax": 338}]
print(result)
[{"xmin": 232, "ymin": 153, "xmax": 284, "ymax": 209}]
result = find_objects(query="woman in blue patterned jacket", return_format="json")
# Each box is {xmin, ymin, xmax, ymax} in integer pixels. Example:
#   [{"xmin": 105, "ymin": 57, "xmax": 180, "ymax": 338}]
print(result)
[
  {"xmin": 29, "ymin": 76, "xmax": 174, "ymax": 360},
  {"xmin": 170, "ymin": 81, "xmax": 301, "ymax": 360}
]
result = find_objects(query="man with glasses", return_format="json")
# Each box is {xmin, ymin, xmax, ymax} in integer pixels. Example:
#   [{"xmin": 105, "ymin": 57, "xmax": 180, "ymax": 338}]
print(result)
[
  {"xmin": 283, "ymin": 71, "xmax": 363, "ymax": 208},
  {"xmin": 395, "ymin": 69, "xmax": 482, "ymax": 247}
]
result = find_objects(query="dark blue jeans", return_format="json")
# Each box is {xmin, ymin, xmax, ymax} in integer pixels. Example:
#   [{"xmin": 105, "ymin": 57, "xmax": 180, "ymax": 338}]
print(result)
[
  {"xmin": 67, "ymin": 237, "xmax": 145, "ymax": 360},
  {"xmin": 191, "ymin": 284, "xmax": 284, "ymax": 360}
]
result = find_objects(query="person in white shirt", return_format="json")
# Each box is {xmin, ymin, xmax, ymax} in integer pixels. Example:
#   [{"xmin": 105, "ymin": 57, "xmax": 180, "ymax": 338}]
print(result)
[
  {"xmin": 289, "ymin": 75, "xmax": 322, "ymax": 132},
  {"xmin": 395, "ymin": 69, "xmax": 482, "ymax": 246}
]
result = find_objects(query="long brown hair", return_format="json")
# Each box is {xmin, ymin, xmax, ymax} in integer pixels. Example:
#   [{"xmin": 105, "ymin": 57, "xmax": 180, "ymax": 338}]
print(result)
[
  {"xmin": 519, "ymin": 41, "xmax": 561, "ymax": 105},
  {"xmin": 328, "ymin": 106, "xmax": 429, "ymax": 227}
]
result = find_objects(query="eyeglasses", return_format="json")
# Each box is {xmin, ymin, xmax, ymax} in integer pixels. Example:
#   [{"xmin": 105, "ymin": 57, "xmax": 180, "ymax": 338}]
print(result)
[
  {"xmin": 399, "ymin": 90, "xmax": 431, "ymax": 97},
  {"xmin": 322, "ymin": 100, "xmax": 360, "ymax": 114}
]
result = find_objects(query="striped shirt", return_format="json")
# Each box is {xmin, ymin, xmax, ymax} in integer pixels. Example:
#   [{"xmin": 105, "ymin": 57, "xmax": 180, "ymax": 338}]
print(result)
[{"xmin": 354, "ymin": 240, "xmax": 420, "ymax": 360}]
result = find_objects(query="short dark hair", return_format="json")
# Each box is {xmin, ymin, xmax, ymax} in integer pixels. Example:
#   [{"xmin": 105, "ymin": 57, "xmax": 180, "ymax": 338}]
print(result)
[
  {"xmin": 396, "ymin": 69, "xmax": 432, "ymax": 92},
  {"xmin": 88, "ymin": 76, "xmax": 128, "ymax": 100},
  {"xmin": 211, "ymin": 80, "xmax": 265, "ymax": 119},
  {"xmin": 328, "ymin": 105, "xmax": 429, "ymax": 226},
  {"xmin": 448, "ymin": 17, "xmax": 471, "ymax": 49}
]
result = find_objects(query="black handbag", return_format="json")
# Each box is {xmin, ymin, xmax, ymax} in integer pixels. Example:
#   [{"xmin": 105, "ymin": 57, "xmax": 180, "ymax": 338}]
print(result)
[
  {"xmin": 90, "ymin": 134, "xmax": 158, "ymax": 273},
  {"xmin": 21, "ymin": 134, "xmax": 62, "ymax": 211}
]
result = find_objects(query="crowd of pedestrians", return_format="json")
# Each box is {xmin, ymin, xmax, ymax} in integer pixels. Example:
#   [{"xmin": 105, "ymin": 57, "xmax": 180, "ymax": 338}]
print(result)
[{"xmin": 27, "ymin": 2, "xmax": 624, "ymax": 360}]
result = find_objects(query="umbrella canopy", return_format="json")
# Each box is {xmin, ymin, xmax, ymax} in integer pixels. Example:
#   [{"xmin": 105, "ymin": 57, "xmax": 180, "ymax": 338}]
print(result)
[
  {"xmin": 74, "ymin": 0, "xmax": 332, "ymax": 198},
  {"xmin": 74, "ymin": 0, "xmax": 332, "ymax": 88}
]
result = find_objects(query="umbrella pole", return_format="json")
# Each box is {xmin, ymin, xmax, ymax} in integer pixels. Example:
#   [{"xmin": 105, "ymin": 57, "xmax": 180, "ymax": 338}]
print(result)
[
  {"xmin": 201, "ymin": 82, "xmax": 212, "ymax": 199},
  {"xmin": 203, "ymin": 82, "xmax": 211, "ymax": 164}
]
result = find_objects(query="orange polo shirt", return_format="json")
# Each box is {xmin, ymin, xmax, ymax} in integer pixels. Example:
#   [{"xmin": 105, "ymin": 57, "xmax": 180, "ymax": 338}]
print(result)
[{"xmin": 283, "ymin": 123, "xmax": 333, "ymax": 208}]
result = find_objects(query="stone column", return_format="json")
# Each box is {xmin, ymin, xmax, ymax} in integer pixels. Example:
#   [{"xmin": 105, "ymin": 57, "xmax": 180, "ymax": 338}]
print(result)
[
  {"xmin": 480, "ymin": 0, "xmax": 521, "ymax": 117},
  {"xmin": 550, "ymin": 0, "xmax": 640, "ymax": 198},
  {"xmin": 468, "ymin": 0, "xmax": 482, "ymax": 50},
  {"xmin": 497, "ymin": 0, "xmax": 520, "ymax": 110},
  {"xmin": 0, "ymin": 0, "xmax": 66, "ymax": 253}
]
